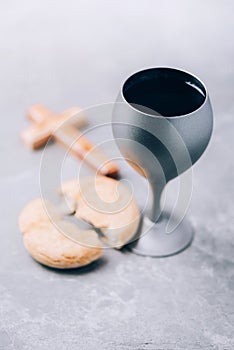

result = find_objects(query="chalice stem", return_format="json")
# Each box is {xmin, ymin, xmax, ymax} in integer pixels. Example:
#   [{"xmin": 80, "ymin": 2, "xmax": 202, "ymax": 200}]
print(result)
[{"xmin": 149, "ymin": 182, "xmax": 165, "ymax": 222}]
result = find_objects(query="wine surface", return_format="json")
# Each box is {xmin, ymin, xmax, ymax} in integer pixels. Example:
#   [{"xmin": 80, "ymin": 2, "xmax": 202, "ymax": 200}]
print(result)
[{"xmin": 124, "ymin": 76, "xmax": 205, "ymax": 117}]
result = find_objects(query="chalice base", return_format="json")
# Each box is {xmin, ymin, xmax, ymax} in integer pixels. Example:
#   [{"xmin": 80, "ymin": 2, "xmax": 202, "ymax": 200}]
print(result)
[{"xmin": 127, "ymin": 212, "xmax": 194, "ymax": 257}]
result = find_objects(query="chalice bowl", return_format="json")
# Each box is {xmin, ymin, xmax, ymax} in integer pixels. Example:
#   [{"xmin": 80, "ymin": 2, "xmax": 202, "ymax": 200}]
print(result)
[{"xmin": 112, "ymin": 67, "xmax": 213, "ymax": 257}]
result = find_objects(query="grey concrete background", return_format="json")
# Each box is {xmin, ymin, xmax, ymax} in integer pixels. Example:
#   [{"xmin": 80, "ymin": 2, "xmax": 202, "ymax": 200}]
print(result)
[{"xmin": 0, "ymin": 1, "xmax": 234, "ymax": 349}]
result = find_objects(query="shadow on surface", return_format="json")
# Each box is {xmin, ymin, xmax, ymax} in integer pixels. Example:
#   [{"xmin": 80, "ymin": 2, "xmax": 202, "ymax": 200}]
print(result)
[{"xmin": 38, "ymin": 256, "xmax": 108, "ymax": 275}]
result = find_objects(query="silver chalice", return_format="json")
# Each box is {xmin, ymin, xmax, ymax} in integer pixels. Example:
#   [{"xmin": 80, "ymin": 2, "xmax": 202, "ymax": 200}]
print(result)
[{"xmin": 112, "ymin": 67, "xmax": 213, "ymax": 257}]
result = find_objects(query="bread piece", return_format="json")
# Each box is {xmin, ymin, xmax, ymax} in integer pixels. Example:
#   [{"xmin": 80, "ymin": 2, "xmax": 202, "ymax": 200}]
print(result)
[
  {"xmin": 61, "ymin": 176, "xmax": 140, "ymax": 248},
  {"xmin": 19, "ymin": 198, "xmax": 103, "ymax": 269}
]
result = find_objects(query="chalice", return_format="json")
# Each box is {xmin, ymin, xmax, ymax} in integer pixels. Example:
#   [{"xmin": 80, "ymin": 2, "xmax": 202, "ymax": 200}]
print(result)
[{"xmin": 112, "ymin": 67, "xmax": 213, "ymax": 257}]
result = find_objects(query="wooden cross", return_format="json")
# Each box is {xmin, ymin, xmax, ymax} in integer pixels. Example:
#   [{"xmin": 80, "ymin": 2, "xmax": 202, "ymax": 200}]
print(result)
[{"xmin": 21, "ymin": 105, "xmax": 119, "ymax": 177}]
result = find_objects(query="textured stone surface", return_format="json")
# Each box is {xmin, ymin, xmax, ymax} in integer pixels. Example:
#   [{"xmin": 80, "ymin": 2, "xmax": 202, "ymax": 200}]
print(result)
[{"xmin": 0, "ymin": 1, "xmax": 234, "ymax": 349}]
